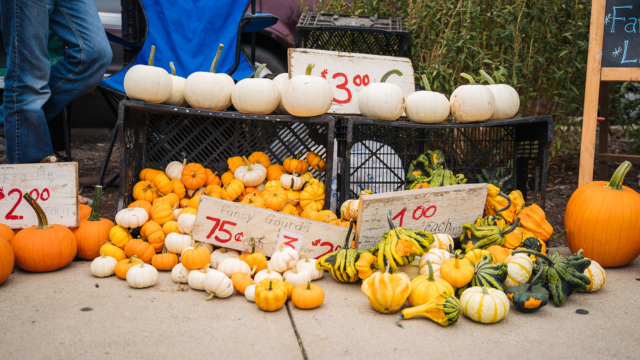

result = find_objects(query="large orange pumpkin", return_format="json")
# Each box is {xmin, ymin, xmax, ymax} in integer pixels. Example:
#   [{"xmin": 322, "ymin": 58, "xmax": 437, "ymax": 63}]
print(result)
[
  {"xmin": 0, "ymin": 223, "xmax": 15, "ymax": 243},
  {"xmin": 565, "ymin": 161, "xmax": 640, "ymax": 267},
  {"xmin": 73, "ymin": 186, "xmax": 115, "ymax": 260},
  {"xmin": 0, "ymin": 235, "xmax": 14, "ymax": 285},
  {"xmin": 11, "ymin": 194, "xmax": 77, "ymax": 272},
  {"xmin": 181, "ymin": 163, "xmax": 207, "ymax": 190}
]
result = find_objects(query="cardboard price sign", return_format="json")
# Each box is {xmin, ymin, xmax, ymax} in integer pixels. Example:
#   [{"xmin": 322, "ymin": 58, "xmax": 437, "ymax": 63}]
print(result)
[
  {"xmin": 288, "ymin": 49, "xmax": 415, "ymax": 115},
  {"xmin": 0, "ymin": 163, "xmax": 79, "ymax": 229},
  {"xmin": 355, "ymin": 184, "xmax": 487, "ymax": 250},
  {"xmin": 191, "ymin": 196, "xmax": 353, "ymax": 258}
]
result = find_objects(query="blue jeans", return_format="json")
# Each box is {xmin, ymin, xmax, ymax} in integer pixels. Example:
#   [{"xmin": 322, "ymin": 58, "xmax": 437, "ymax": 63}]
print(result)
[{"xmin": 1, "ymin": 0, "xmax": 112, "ymax": 163}]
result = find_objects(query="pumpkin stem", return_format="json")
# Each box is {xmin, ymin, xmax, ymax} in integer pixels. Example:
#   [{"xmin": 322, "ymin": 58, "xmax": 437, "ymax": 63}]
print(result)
[
  {"xmin": 305, "ymin": 63, "xmax": 314, "ymax": 76},
  {"xmin": 254, "ymin": 63, "xmax": 267, "ymax": 78},
  {"xmin": 205, "ymin": 292, "xmax": 215, "ymax": 301},
  {"xmin": 527, "ymin": 258, "xmax": 544, "ymax": 292},
  {"xmin": 605, "ymin": 161, "xmax": 632, "ymax": 191},
  {"xmin": 460, "ymin": 72, "xmax": 475, "ymax": 85},
  {"xmin": 396, "ymin": 314, "xmax": 405, "ymax": 328},
  {"xmin": 193, "ymin": 243, "xmax": 200, "ymax": 250},
  {"xmin": 251, "ymin": 265, "xmax": 257, "ymax": 276},
  {"xmin": 210, "ymin": 44, "xmax": 224, "ymax": 73},
  {"xmin": 134, "ymin": 257, "xmax": 144, "ymax": 267},
  {"xmin": 511, "ymin": 249, "xmax": 554, "ymax": 266},
  {"xmin": 279, "ymin": 242, "xmax": 284, "ymax": 252},
  {"xmin": 479, "ymin": 70, "xmax": 496, "ymax": 85},
  {"xmin": 23, "ymin": 193, "xmax": 52, "ymax": 229},
  {"xmin": 426, "ymin": 260, "xmax": 435, "ymax": 281},
  {"xmin": 344, "ymin": 220, "xmax": 354, "ymax": 248},
  {"xmin": 204, "ymin": 264, "xmax": 210, "ymax": 273},
  {"xmin": 306, "ymin": 281, "xmax": 311, "ymax": 290},
  {"xmin": 148, "ymin": 45, "xmax": 156, "ymax": 66},
  {"xmin": 387, "ymin": 209, "xmax": 396, "ymax": 230},
  {"xmin": 421, "ymin": 74, "xmax": 432, "ymax": 92},
  {"xmin": 250, "ymin": 237, "xmax": 256, "ymax": 253},
  {"xmin": 481, "ymin": 286, "xmax": 489, "ymax": 295},
  {"xmin": 242, "ymin": 156, "xmax": 253, "ymax": 171},
  {"xmin": 381, "ymin": 69, "xmax": 402, "ymax": 83},
  {"xmin": 500, "ymin": 218, "xmax": 520, "ymax": 236},
  {"xmin": 268, "ymin": 279, "xmax": 273, "ymax": 291},
  {"xmin": 495, "ymin": 191, "xmax": 512, "ymax": 214},
  {"xmin": 88, "ymin": 185, "xmax": 103, "ymax": 221},
  {"xmin": 100, "ymin": 250, "xmax": 105, "ymax": 258},
  {"xmin": 170, "ymin": 61, "xmax": 176, "ymax": 76},
  {"xmin": 549, "ymin": 229, "xmax": 567, "ymax": 241},
  {"xmin": 293, "ymin": 265, "xmax": 299, "ymax": 274},
  {"xmin": 162, "ymin": 246, "xmax": 169, "ymax": 254},
  {"xmin": 454, "ymin": 256, "xmax": 460, "ymax": 269}
]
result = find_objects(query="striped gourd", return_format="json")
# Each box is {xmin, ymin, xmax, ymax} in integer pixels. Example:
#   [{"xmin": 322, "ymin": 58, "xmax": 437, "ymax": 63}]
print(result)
[
  {"xmin": 431, "ymin": 234, "xmax": 454, "ymax": 251},
  {"xmin": 580, "ymin": 260, "xmax": 606, "ymax": 292},
  {"xmin": 456, "ymin": 254, "xmax": 508, "ymax": 295},
  {"xmin": 460, "ymin": 286, "xmax": 510, "ymax": 324},
  {"xmin": 419, "ymin": 249, "xmax": 451, "ymax": 277},
  {"xmin": 396, "ymin": 293, "xmax": 461, "ymax": 328},
  {"xmin": 503, "ymin": 253, "xmax": 533, "ymax": 289},
  {"xmin": 464, "ymin": 249, "xmax": 492, "ymax": 264}
]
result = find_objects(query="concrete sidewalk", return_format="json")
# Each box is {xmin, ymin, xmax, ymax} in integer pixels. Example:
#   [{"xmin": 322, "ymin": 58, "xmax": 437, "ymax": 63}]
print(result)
[{"xmin": 1, "ymin": 248, "xmax": 638, "ymax": 360}]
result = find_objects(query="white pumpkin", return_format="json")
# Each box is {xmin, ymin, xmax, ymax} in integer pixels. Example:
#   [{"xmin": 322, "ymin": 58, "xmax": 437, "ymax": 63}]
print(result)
[
  {"xmin": 431, "ymin": 234, "xmax": 455, "ymax": 252},
  {"xmin": 234, "ymin": 158, "xmax": 267, "ymax": 187},
  {"xmin": 165, "ymin": 159, "xmax": 186, "ymax": 181},
  {"xmin": 283, "ymin": 265, "xmax": 312, "ymax": 287},
  {"xmin": 123, "ymin": 45, "xmax": 172, "ymax": 104},
  {"xmin": 173, "ymin": 208, "xmax": 181, "ymax": 221},
  {"xmin": 115, "ymin": 207, "xmax": 148, "ymax": 228},
  {"xmin": 358, "ymin": 69, "xmax": 405, "ymax": 121},
  {"xmin": 582, "ymin": 260, "xmax": 606, "ymax": 292},
  {"xmin": 218, "ymin": 256, "xmax": 251, "ymax": 278},
  {"xmin": 163, "ymin": 62, "xmax": 187, "ymax": 107},
  {"xmin": 187, "ymin": 264, "xmax": 210, "ymax": 290},
  {"xmin": 165, "ymin": 233, "xmax": 195, "ymax": 254},
  {"xmin": 183, "ymin": 44, "xmax": 234, "ymax": 111},
  {"xmin": 253, "ymin": 264, "xmax": 283, "ymax": 284},
  {"xmin": 460, "ymin": 286, "xmax": 510, "ymax": 324},
  {"xmin": 419, "ymin": 249, "xmax": 451, "ymax": 277},
  {"xmin": 340, "ymin": 199, "xmax": 359, "ymax": 221},
  {"xmin": 296, "ymin": 254, "xmax": 323, "ymax": 280},
  {"xmin": 405, "ymin": 74, "xmax": 449, "ymax": 123},
  {"xmin": 231, "ymin": 64, "xmax": 278, "ymax": 114},
  {"xmin": 269, "ymin": 243, "xmax": 299, "ymax": 272},
  {"xmin": 282, "ymin": 63, "xmax": 333, "ymax": 117},
  {"xmin": 126, "ymin": 259, "xmax": 159, "ymax": 289},
  {"xmin": 256, "ymin": 182, "xmax": 265, "ymax": 191},
  {"xmin": 280, "ymin": 173, "xmax": 304, "ymax": 191},
  {"xmin": 196, "ymin": 242, "xmax": 214, "ymax": 253},
  {"xmin": 503, "ymin": 253, "xmax": 533, "ymax": 289},
  {"xmin": 244, "ymin": 284, "xmax": 256, "ymax": 302},
  {"xmin": 479, "ymin": 70, "xmax": 520, "ymax": 120},
  {"xmin": 204, "ymin": 269, "xmax": 235, "ymax": 299},
  {"xmin": 210, "ymin": 248, "xmax": 240, "ymax": 269},
  {"xmin": 177, "ymin": 212, "xmax": 197, "ymax": 235},
  {"xmin": 171, "ymin": 263, "xmax": 190, "ymax": 283},
  {"xmin": 450, "ymin": 73, "xmax": 495, "ymax": 123},
  {"xmin": 90, "ymin": 251, "xmax": 117, "ymax": 278},
  {"xmin": 273, "ymin": 73, "xmax": 290, "ymax": 115}
]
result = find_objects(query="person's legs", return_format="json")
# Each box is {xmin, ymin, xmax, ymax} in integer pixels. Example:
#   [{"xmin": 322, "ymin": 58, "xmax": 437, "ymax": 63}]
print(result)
[
  {"xmin": 43, "ymin": 0, "xmax": 112, "ymax": 120},
  {"xmin": 1, "ymin": 0, "xmax": 55, "ymax": 163}
]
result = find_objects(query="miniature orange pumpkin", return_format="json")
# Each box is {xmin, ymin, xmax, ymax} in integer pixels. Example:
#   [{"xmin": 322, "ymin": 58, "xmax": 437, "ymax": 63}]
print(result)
[
  {"xmin": 227, "ymin": 156, "xmax": 245, "ymax": 173},
  {"xmin": 242, "ymin": 187, "xmax": 262, "ymax": 199},
  {"xmin": 262, "ymin": 188, "xmax": 289, "ymax": 211},
  {"xmin": 179, "ymin": 198, "xmax": 190, "ymax": 208},
  {"xmin": 140, "ymin": 168, "xmax": 162, "ymax": 182},
  {"xmin": 283, "ymin": 154, "xmax": 309, "ymax": 174},
  {"xmin": 292, "ymin": 281, "xmax": 324, "ymax": 309},
  {"xmin": 133, "ymin": 181, "xmax": 158, "ymax": 202},
  {"xmin": 232, "ymin": 272, "xmax": 255, "ymax": 294},
  {"xmin": 300, "ymin": 208, "xmax": 319, "ymax": 220},
  {"xmin": 115, "ymin": 255, "xmax": 139, "ymax": 279},
  {"xmin": 124, "ymin": 239, "xmax": 155, "ymax": 263},
  {"xmin": 221, "ymin": 179, "xmax": 245, "ymax": 201},
  {"xmin": 280, "ymin": 201, "xmax": 299, "ymax": 216},
  {"xmin": 163, "ymin": 221, "xmax": 180, "ymax": 235},
  {"xmin": 241, "ymin": 194, "xmax": 267, "ymax": 208},
  {"xmin": 171, "ymin": 179, "xmax": 186, "ymax": 199},
  {"xmin": 221, "ymin": 171, "xmax": 235, "ymax": 185},
  {"xmin": 299, "ymin": 184, "xmax": 325, "ymax": 211},
  {"xmin": 153, "ymin": 173, "xmax": 173, "ymax": 195},
  {"xmin": 305, "ymin": 152, "xmax": 327, "ymax": 172},
  {"xmin": 266, "ymin": 164, "xmax": 288, "ymax": 181},
  {"xmin": 181, "ymin": 163, "xmax": 207, "ymax": 190},
  {"xmin": 205, "ymin": 169, "xmax": 221, "ymax": 186},
  {"xmin": 140, "ymin": 220, "xmax": 166, "ymax": 252},
  {"xmin": 204, "ymin": 184, "xmax": 223, "ymax": 199},
  {"xmin": 189, "ymin": 195, "xmax": 201, "ymax": 209},
  {"xmin": 152, "ymin": 247, "xmax": 178, "ymax": 270},
  {"xmin": 241, "ymin": 238, "xmax": 268, "ymax": 273},
  {"xmin": 181, "ymin": 243, "xmax": 211, "ymax": 270},
  {"xmin": 128, "ymin": 200, "xmax": 153, "ymax": 217},
  {"xmin": 248, "ymin": 151, "xmax": 271, "ymax": 168},
  {"xmin": 315, "ymin": 210, "xmax": 337, "ymax": 223},
  {"xmin": 73, "ymin": 186, "xmax": 115, "ymax": 260},
  {"xmin": 151, "ymin": 202, "xmax": 174, "ymax": 225}
]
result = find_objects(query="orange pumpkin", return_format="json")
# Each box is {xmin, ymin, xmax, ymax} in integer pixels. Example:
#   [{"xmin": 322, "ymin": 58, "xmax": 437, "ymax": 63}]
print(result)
[
  {"xmin": 109, "ymin": 225, "xmax": 132, "ymax": 248},
  {"xmin": 266, "ymin": 164, "xmax": 288, "ymax": 181},
  {"xmin": 140, "ymin": 221, "xmax": 166, "ymax": 252},
  {"xmin": 227, "ymin": 156, "xmax": 245, "ymax": 173},
  {"xmin": 152, "ymin": 247, "xmax": 179, "ymax": 270},
  {"xmin": 232, "ymin": 272, "xmax": 255, "ymax": 294},
  {"xmin": 280, "ymin": 201, "xmax": 299, "ymax": 216},
  {"xmin": 0, "ymin": 235, "xmax": 14, "ymax": 285},
  {"xmin": 0, "ymin": 223, "xmax": 15, "ymax": 244},
  {"xmin": 124, "ymin": 239, "xmax": 155, "ymax": 263},
  {"xmin": 285, "ymin": 189, "xmax": 300, "ymax": 205},
  {"xmin": 263, "ymin": 180, "xmax": 281, "ymax": 193},
  {"xmin": 283, "ymin": 154, "xmax": 309, "ymax": 174},
  {"xmin": 565, "ymin": 161, "xmax": 640, "ymax": 267},
  {"xmin": 242, "ymin": 238, "xmax": 268, "ymax": 273},
  {"xmin": 140, "ymin": 168, "xmax": 162, "ymax": 182},
  {"xmin": 189, "ymin": 195, "xmax": 202, "ymax": 209},
  {"xmin": 315, "ymin": 210, "xmax": 337, "ymax": 223},
  {"xmin": 221, "ymin": 179, "xmax": 245, "ymax": 201},
  {"xmin": 179, "ymin": 198, "xmax": 190, "ymax": 208},
  {"xmin": 128, "ymin": 200, "xmax": 153, "ymax": 218},
  {"xmin": 299, "ymin": 184, "xmax": 325, "ymax": 211},
  {"xmin": 486, "ymin": 245, "xmax": 512, "ymax": 264},
  {"xmin": 153, "ymin": 173, "xmax": 173, "ymax": 195},
  {"xmin": 151, "ymin": 202, "xmax": 174, "ymax": 225},
  {"xmin": 115, "ymin": 255, "xmax": 139, "ymax": 279},
  {"xmin": 181, "ymin": 243, "xmax": 211, "ymax": 270},
  {"xmin": 181, "ymin": 163, "xmax": 207, "ymax": 190},
  {"xmin": 171, "ymin": 179, "xmax": 186, "ymax": 199},
  {"xmin": 248, "ymin": 151, "xmax": 271, "ymax": 169},
  {"xmin": 262, "ymin": 187, "xmax": 288, "ymax": 211},
  {"xmin": 11, "ymin": 194, "xmax": 77, "ymax": 272},
  {"xmin": 73, "ymin": 186, "xmax": 115, "ymax": 260},
  {"xmin": 221, "ymin": 171, "xmax": 235, "ymax": 186},
  {"xmin": 300, "ymin": 208, "xmax": 319, "ymax": 220},
  {"xmin": 241, "ymin": 195, "xmax": 267, "ymax": 208},
  {"xmin": 163, "ymin": 221, "xmax": 180, "ymax": 235},
  {"xmin": 78, "ymin": 203, "xmax": 92, "ymax": 222},
  {"xmin": 305, "ymin": 151, "xmax": 327, "ymax": 172},
  {"xmin": 242, "ymin": 187, "xmax": 262, "ymax": 199},
  {"xmin": 133, "ymin": 181, "xmax": 158, "ymax": 202},
  {"xmin": 178, "ymin": 207, "xmax": 198, "ymax": 217},
  {"xmin": 155, "ymin": 193, "xmax": 180, "ymax": 209},
  {"xmin": 204, "ymin": 184, "xmax": 223, "ymax": 199}
]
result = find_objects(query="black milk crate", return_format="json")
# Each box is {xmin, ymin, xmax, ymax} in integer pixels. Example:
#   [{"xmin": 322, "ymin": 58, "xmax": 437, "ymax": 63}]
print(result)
[
  {"xmin": 336, "ymin": 116, "xmax": 553, "ymax": 209},
  {"xmin": 295, "ymin": 12, "xmax": 409, "ymax": 57},
  {"xmin": 117, "ymin": 101, "xmax": 336, "ymax": 210}
]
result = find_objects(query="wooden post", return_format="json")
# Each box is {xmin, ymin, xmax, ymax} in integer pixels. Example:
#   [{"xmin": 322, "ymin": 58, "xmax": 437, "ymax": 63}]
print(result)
[{"xmin": 597, "ymin": 81, "xmax": 610, "ymax": 180}]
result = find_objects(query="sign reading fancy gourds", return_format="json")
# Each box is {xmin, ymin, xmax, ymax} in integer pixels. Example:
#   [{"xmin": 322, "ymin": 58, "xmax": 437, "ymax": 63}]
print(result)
[{"xmin": 191, "ymin": 196, "xmax": 353, "ymax": 259}]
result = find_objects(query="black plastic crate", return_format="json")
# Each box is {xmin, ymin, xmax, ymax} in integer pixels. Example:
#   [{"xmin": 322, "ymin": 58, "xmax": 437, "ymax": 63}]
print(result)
[
  {"xmin": 295, "ymin": 12, "xmax": 409, "ymax": 57},
  {"xmin": 336, "ymin": 116, "xmax": 553, "ymax": 208},
  {"xmin": 117, "ymin": 101, "xmax": 336, "ymax": 210}
]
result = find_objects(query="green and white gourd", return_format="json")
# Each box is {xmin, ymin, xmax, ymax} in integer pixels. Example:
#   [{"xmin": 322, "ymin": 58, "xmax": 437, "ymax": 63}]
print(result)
[{"xmin": 502, "ymin": 252, "xmax": 533, "ymax": 290}]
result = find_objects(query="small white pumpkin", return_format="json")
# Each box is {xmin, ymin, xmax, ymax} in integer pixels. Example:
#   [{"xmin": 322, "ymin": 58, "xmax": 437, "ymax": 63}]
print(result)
[
  {"xmin": 165, "ymin": 158, "xmax": 186, "ymax": 181},
  {"xmin": 177, "ymin": 212, "xmax": 197, "ymax": 235},
  {"xmin": 184, "ymin": 44, "xmax": 234, "ymax": 111},
  {"xmin": 503, "ymin": 253, "xmax": 533, "ymax": 290},
  {"xmin": 124, "ymin": 45, "xmax": 172, "ymax": 104},
  {"xmin": 405, "ymin": 74, "xmax": 449, "ymax": 123},
  {"xmin": 419, "ymin": 249, "xmax": 451, "ymax": 277},
  {"xmin": 431, "ymin": 234, "xmax": 455, "ymax": 252},
  {"xmin": 245, "ymin": 284, "xmax": 256, "ymax": 302},
  {"xmin": 358, "ymin": 69, "xmax": 405, "ymax": 121},
  {"xmin": 273, "ymin": 73, "xmax": 290, "ymax": 115},
  {"xmin": 253, "ymin": 263, "xmax": 283, "ymax": 284},
  {"xmin": 282, "ymin": 265, "xmax": 312, "ymax": 287},
  {"xmin": 280, "ymin": 173, "xmax": 304, "ymax": 191},
  {"xmin": 218, "ymin": 256, "xmax": 251, "ymax": 278},
  {"xmin": 296, "ymin": 254, "xmax": 323, "ymax": 280},
  {"xmin": 204, "ymin": 269, "xmax": 235, "ymax": 300},
  {"xmin": 210, "ymin": 247, "xmax": 240, "ymax": 269},
  {"xmin": 581, "ymin": 260, "xmax": 606, "ymax": 292},
  {"xmin": 173, "ymin": 208, "xmax": 181, "ymax": 221},
  {"xmin": 340, "ymin": 199, "xmax": 359, "ymax": 221},
  {"xmin": 460, "ymin": 286, "xmax": 510, "ymax": 324},
  {"xmin": 234, "ymin": 157, "xmax": 267, "ymax": 187},
  {"xmin": 171, "ymin": 263, "xmax": 190, "ymax": 283},
  {"xmin": 115, "ymin": 207, "xmax": 148, "ymax": 228},
  {"xmin": 450, "ymin": 73, "xmax": 495, "ymax": 123},
  {"xmin": 187, "ymin": 264, "xmax": 211, "ymax": 290},
  {"xmin": 269, "ymin": 243, "xmax": 299, "ymax": 272},
  {"xmin": 163, "ymin": 62, "xmax": 188, "ymax": 107},
  {"xmin": 165, "ymin": 233, "xmax": 195, "ymax": 254},
  {"xmin": 282, "ymin": 63, "xmax": 333, "ymax": 117},
  {"xmin": 90, "ymin": 251, "xmax": 117, "ymax": 278},
  {"xmin": 126, "ymin": 258, "xmax": 159, "ymax": 289},
  {"xmin": 479, "ymin": 70, "xmax": 520, "ymax": 120},
  {"xmin": 231, "ymin": 64, "xmax": 279, "ymax": 114}
]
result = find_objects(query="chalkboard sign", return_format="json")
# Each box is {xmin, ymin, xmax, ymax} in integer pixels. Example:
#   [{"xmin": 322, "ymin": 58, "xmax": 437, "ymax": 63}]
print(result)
[{"xmin": 602, "ymin": 1, "xmax": 640, "ymax": 67}]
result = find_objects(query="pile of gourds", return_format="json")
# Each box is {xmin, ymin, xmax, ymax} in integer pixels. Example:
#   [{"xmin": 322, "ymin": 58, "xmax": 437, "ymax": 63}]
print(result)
[{"xmin": 404, "ymin": 150, "xmax": 467, "ymax": 190}]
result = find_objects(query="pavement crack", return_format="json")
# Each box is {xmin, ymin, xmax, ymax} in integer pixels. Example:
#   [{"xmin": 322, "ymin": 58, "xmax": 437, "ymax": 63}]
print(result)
[{"xmin": 286, "ymin": 302, "xmax": 308, "ymax": 360}]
